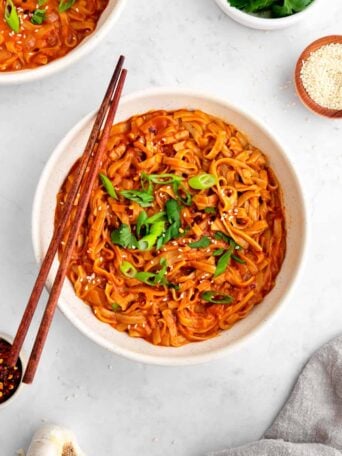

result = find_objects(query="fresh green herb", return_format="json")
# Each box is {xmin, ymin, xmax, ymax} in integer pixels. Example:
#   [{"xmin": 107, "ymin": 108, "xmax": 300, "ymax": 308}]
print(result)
[
  {"xmin": 137, "ymin": 221, "xmax": 165, "ymax": 250},
  {"xmin": 119, "ymin": 261, "xmax": 137, "ymax": 278},
  {"xmin": 38, "ymin": 0, "xmax": 47, "ymax": 5},
  {"xmin": 135, "ymin": 271, "xmax": 158, "ymax": 286},
  {"xmin": 213, "ymin": 248, "xmax": 225, "ymax": 256},
  {"xmin": 120, "ymin": 189, "xmax": 154, "ymax": 207},
  {"xmin": 204, "ymin": 207, "xmax": 217, "ymax": 214},
  {"xmin": 136, "ymin": 211, "xmax": 148, "ymax": 237},
  {"xmin": 146, "ymin": 211, "xmax": 166, "ymax": 224},
  {"xmin": 58, "ymin": 0, "xmax": 76, "ymax": 12},
  {"xmin": 99, "ymin": 173, "xmax": 118, "ymax": 200},
  {"xmin": 31, "ymin": 8, "xmax": 45, "ymax": 24},
  {"xmin": 272, "ymin": 0, "xmax": 312, "ymax": 16},
  {"xmin": 214, "ymin": 231, "xmax": 241, "ymax": 250},
  {"xmin": 142, "ymin": 173, "xmax": 184, "ymax": 186},
  {"xmin": 4, "ymin": 0, "xmax": 20, "ymax": 33},
  {"xmin": 189, "ymin": 236, "xmax": 211, "ymax": 249},
  {"xmin": 159, "ymin": 199, "xmax": 182, "ymax": 246},
  {"xmin": 173, "ymin": 181, "xmax": 192, "ymax": 206},
  {"xmin": 228, "ymin": 0, "xmax": 313, "ymax": 17},
  {"xmin": 188, "ymin": 173, "xmax": 217, "ymax": 190},
  {"xmin": 111, "ymin": 224, "xmax": 138, "ymax": 249},
  {"xmin": 214, "ymin": 245, "xmax": 234, "ymax": 278},
  {"xmin": 232, "ymin": 254, "xmax": 246, "ymax": 264},
  {"xmin": 134, "ymin": 258, "xmax": 173, "ymax": 287},
  {"xmin": 201, "ymin": 291, "xmax": 234, "ymax": 305},
  {"xmin": 111, "ymin": 302, "xmax": 121, "ymax": 312},
  {"xmin": 154, "ymin": 257, "xmax": 168, "ymax": 284}
]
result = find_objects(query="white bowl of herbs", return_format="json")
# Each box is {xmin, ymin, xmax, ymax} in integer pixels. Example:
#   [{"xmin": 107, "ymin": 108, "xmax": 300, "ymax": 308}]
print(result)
[{"xmin": 214, "ymin": 0, "xmax": 321, "ymax": 30}]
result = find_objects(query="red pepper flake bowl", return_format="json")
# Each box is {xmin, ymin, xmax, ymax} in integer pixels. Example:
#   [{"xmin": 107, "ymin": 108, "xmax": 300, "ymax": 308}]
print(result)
[{"xmin": 0, "ymin": 333, "xmax": 26, "ymax": 409}]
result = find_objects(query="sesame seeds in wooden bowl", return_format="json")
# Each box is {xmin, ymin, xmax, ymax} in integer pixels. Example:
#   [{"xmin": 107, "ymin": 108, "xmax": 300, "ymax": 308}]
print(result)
[{"xmin": 295, "ymin": 35, "xmax": 342, "ymax": 119}]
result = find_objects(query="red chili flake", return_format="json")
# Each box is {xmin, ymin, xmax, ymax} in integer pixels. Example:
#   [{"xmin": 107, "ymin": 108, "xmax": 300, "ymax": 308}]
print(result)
[{"xmin": 0, "ymin": 338, "xmax": 22, "ymax": 404}]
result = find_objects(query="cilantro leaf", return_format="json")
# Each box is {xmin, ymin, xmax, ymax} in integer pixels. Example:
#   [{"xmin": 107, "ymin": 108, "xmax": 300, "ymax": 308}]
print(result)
[{"xmin": 111, "ymin": 224, "xmax": 138, "ymax": 249}]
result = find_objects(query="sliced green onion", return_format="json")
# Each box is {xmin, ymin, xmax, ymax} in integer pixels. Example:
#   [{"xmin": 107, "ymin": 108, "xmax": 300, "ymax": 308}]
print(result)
[
  {"xmin": 232, "ymin": 254, "xmax": 246, "ymax": 264},
  {"xmin": 136, "ymin": 211, "xmax": 148, "ymax": 237},
  {"xmin": 111, "ymin": 224, "xmax": 138, "ymax": 249},
  {"xmin": 213, "ymin": 248, "xmax": 224, "ymax": 256},
  {"xmin": 144, "ymin": 173, "xmax": 184, "ymax": 185},
  {"xmin": 188, "ymin": 173, "xmax": 217, "ymax": 190},
  {"xmin": 189, "ymin": 236, "xmax": 211, "ymax": 249},
  {"xmin": 119, "ymin": 261, "xmax": 137, "ymax": 278},
  {"xmin": 38, "ymin": 0, "xmax": 47, "ymax": 5},
  {"xmin": 58, "ymin": 0, "xmax": 76, "ymax": 12},
  {"xmin": 137, "ymin": 221, "xmax": 165, "ymax": 251},
  {"xmin": 99, "ymin": 173, "xmax": 117, "ymax": 200},
  {"xmin": 173, "ymin": 182, "xmax": 192, "ymax": 206},
  {"xmin": 135, "ymin": 271, "xmax": 157, "ymax": 286},
  {"xmin": 31, "ymin": 8, "xmax": 45, "ymax": 24},
  {"xmin": 137, "ymin": 234, "xmax": 158, "ymax": 251},
  {"xmin": 204, "ymin": 207, "xmax": 217, "ymax": 214},
  {"xmin": 111, "ymin": 302, "xmax": 121, "ymax": 312},
  {"xmin": 120, "ymin": 189, "xmax": 154, "ymax": 207},
  {"xmin": 214, "ymin": 231, "xmax": 241, "ymax": 249},
  {"xmin": 146, "ymin": 211, "xmax": 166, "ymax": 224},
  {"xmin": 4, "ymin": 0, "xmax": 20, "ymax": 33},
  {"xmin": 154, "ymin": 258, "xmax": 168, "ymax": 284},
  {"xmin": 201, "ymin": 291, "xmax": 234, "ymax": 305},
  {"xmin": 214, "ymin": 246, "xmax": 234, "ymax": 278}
]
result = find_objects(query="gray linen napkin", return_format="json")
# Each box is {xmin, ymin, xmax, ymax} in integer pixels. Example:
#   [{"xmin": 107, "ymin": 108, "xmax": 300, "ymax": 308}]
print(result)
[{"xmin": 210, "ymin": 335, "xmax": 342, "ymax": 456}]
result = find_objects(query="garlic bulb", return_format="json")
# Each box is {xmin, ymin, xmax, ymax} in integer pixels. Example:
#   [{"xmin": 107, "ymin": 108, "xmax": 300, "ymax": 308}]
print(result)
[{"xmin": 26, "ymin": 424, "xmax": 85, "ymax": 456}]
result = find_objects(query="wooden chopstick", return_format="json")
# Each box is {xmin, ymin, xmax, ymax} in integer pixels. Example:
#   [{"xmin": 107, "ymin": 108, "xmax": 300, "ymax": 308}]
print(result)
[
  {"xmin": 7, "ymin": 58, "xmax": 126, "ymax": 383},
  {"xmin": 22, "ymin": 68, "xmax": 127, "ymax": 384},
  {"xmin": 7, "ymin": 56, "xmax": 125, "ymax": 369}
]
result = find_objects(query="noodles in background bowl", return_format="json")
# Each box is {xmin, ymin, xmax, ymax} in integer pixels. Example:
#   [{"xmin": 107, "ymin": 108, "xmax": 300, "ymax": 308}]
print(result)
[
  {"xmin": 55, "ymin": 109, "xmax": 286, "ymax": 347},
  {"xmin": 0, "ymin": 0, "xmax": 109, "ymax": 71}
]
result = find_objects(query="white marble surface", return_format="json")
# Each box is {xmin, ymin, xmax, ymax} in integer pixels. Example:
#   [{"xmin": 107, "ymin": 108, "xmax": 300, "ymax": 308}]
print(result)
[{"xmin": 0, "ymin": 0, "xmax": 341, "ymax": 454}]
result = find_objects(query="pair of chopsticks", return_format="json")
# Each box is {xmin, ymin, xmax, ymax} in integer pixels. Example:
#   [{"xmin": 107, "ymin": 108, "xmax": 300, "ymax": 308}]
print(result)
[{"xmin": 7, "ymin": 56, "xmax": 127, "ymax": 384}]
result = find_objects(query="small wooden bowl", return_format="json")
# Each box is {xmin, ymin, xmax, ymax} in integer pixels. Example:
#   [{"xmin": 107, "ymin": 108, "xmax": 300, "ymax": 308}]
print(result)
[{"xmin": 295, "ymin": 35, "xmax": 342, "ymax": 119}]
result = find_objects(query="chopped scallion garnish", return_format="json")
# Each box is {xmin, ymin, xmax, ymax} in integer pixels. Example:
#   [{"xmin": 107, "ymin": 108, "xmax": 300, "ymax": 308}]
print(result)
[
  {"xmin": 31, "ymin": 8, "xmax": 45, "ymax": 24},
  {"xmin": 58, "ymin": 0, "xmax": 76, "ymax": 12},
  {"xmin": 201, "ymin": 291, "xmax": 234, "ymax": 304},
  {"xmin": 99, "ymin": 173, "xmax": 118, "ymax": 200},
  {"xmin": 189, "ymin": 236, "xmax": 211, "ymax": 249},
  {"xmin": 4, "ymin": 0, "xmax": 20, "ymax": 33},
  {"xmin": 120, "ymin": 189, "xmax": 154, "ymax": 207},
  {"xmin": 111, "ymin": 303, "xmax": 121, "ymax": 312},
  {"xmin": 214, "ymin": 245, "xmax": 234, "ymax": 278},
  {"xmin": 188, "ymin": 173, "xmax": 217, "ymax": 190},
  {"xmin": 232, "ymin": 254, "xmax": 246, "ymax": 264},
  {"xmin": 204, "ymin": 207, "xmax": 217, "ymax": 214},
  {"xmin": 119, "ymin": 261, "xmax": 137, "ymax": 278},
  {"xmin": 142, "ymin": 173, "xmax": 184, "ymax": 185}
]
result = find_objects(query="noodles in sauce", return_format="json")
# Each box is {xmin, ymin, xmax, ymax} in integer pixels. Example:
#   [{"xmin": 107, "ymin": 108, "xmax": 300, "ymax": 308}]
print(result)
[
  {"xmin": 0, "ymin": 0, "xmax": 108, "ymax": 71},
  {"xmin": 56, "ymin": 109, "xmax": 286, "ymax": 347}
]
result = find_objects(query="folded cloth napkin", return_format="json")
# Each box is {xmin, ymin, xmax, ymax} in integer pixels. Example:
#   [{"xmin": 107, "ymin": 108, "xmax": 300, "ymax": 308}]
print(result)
[{"xmin": 210, "ymin": 335, "xmax": 342, "ymax": 456}]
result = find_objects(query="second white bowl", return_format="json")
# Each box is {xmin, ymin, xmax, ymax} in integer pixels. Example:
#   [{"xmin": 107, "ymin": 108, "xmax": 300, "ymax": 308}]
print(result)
[{"xmin": 214, "ymin": 0, "xmax": 322, "ymax": 30}]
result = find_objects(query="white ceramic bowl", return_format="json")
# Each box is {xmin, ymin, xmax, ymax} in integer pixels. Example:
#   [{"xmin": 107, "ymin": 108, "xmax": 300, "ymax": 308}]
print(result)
[
  {"xmin": 0, "ymin": 333, "xmax": 26, "ymax": 409},
  {"xmin": 214, "ymin": 0, "xmax": 322, "ymax": 30},
  {"xmin": 0, "ymin": 0, "xmax": 126, "ymax": 85},
  {"xmin": 32, "ymin": 88, "xmax": 307, "ymax": 365}
]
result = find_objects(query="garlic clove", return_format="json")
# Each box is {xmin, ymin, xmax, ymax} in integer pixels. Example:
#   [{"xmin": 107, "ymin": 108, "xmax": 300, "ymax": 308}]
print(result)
[{"xmin": 26, "ymin": 424, "xmax": 85, "ymax": 456}]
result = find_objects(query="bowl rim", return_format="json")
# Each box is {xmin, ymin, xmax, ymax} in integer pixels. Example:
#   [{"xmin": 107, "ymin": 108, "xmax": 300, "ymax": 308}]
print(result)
[
  {"xmin": 0, "ymin": 0, "xmax": 126, "ymax": 85},
  {"xmin": 0, "ymin": 332, "xmax": 26, "ymax": 409},
  {"xmin": 294, "ymin": 35, "xmax": 342, "ymax": 119},
  {"xmin": 214, "ymin": 0, "xmax": 322, "ymax": 27},
  {"xmin": 32, "ymin": 87, "xmax": 309, "ymax": 365}
]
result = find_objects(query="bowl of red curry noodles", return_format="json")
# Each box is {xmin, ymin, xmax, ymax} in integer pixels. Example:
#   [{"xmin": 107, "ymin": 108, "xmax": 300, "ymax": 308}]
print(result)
[{"xmin": 32, "ymin": 88, "xmax": 307, "ymax": 365}]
